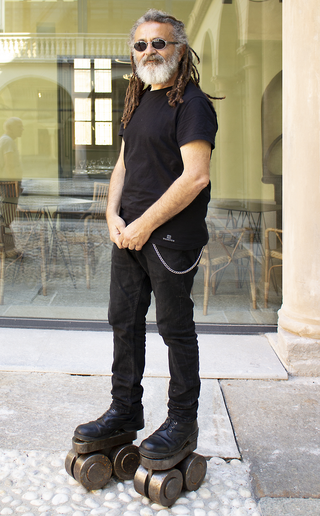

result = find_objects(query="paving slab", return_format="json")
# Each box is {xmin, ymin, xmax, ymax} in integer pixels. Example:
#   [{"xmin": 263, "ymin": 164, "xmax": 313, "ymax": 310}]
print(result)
[
  {"xmin": 220, "ymin": 377, "xmax": 320, "ymax": 499},
  {"xmin": 259, "ymin": 497, "xmax": 320, "ymax": 516},
  {"xmin": 0, "ymin": 328, "xmax": 287, "ymax": 379},
  {"xmin": 0, "ymin": 372, "xmax": 239, "ymax": 459}
]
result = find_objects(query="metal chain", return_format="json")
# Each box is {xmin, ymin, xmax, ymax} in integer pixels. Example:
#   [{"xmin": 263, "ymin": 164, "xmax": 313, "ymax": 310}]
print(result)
[{"xmin": 152, "ymin": 244, "xmax": 204, "ymax": 275}]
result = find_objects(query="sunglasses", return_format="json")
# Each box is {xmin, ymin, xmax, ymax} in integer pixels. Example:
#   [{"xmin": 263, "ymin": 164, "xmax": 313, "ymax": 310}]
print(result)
[{"xmin": 133, "ymin": 38, "xmax": 178, "ymax": 52}]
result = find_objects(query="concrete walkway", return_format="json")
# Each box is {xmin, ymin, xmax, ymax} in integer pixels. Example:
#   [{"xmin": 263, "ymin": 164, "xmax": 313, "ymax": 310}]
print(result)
[{"xmin": 0, "ymin": 328, "xmax": 319, "ymax": 515}]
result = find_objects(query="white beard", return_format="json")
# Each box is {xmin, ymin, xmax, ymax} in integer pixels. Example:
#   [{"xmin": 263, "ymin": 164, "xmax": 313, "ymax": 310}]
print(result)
[{"xmin": 134, "ymin": 51, "xmax": 180, "ymax": 86}]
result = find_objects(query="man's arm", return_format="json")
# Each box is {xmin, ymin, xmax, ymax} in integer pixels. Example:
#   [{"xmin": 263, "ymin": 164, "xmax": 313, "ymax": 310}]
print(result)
[
  {"xmin": 106, "ymin": 140, "xmax": 127, "ymax": 248},
  {"xmin": 119, "ymin": 139, "xmax": 211, "ymax": 251}
]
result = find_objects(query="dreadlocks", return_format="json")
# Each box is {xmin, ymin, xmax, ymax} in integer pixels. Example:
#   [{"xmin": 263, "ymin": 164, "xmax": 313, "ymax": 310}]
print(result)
[{"xmin": 121, "ymin": 9, "xmax": 218, "ymax": 128}]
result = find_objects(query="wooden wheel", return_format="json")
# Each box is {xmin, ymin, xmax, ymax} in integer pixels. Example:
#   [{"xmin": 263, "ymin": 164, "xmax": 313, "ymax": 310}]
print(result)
[
  {"xmin": 73, "ymin": 453, "xmax": 112, "ymax": 490},
  {"xmin": 148, "ymin": 469, "xmax": 183, "ymax": 507},
  {"xmin": 109, "ymin": 444, "xmax": 140, "ymax": 480},
  {"xmin": 65, "ymin": 449, "xmax": 77, "ymax": 479},
  {"xmin": 134, "ymin": 465, "xmax": 149, "ymax": 497},
  {"xmin": 177, "ymin": 453, "xmax": 207, "ymax": 491}
]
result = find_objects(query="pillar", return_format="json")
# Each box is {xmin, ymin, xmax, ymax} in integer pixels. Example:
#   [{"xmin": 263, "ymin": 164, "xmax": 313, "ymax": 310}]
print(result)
[{"xmin": 269, "ymin": 0, "xmax": 320, "ymax": 375}]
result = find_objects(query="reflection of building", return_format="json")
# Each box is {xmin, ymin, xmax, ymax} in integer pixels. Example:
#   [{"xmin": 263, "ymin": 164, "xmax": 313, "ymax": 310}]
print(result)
[{"xmin": 0, "ymin": 0, "xmax": 318, "ymax": 375}]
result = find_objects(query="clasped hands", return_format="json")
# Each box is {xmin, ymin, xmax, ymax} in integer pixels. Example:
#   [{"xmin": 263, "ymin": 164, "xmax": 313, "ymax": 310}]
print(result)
[{"xmin": 108, "ymin": 214, "xmax": 152, "ymax": 251}]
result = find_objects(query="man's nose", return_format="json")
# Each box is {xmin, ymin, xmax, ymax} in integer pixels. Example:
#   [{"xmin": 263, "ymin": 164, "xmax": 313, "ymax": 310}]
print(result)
[{"xmin": 144, "ymin": 42, "xmax": 156, "ymax": 54}]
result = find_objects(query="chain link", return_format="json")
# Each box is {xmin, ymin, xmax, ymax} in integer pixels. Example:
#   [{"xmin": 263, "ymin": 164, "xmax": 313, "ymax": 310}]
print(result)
[{"xmin": 152, "ymin": 244, "xmax": 204, "ymax": 275}]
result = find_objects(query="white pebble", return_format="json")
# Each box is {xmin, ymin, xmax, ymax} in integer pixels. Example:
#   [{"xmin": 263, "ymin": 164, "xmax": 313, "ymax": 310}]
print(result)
[
  {"xmin": 244, "ymin": 499, "xmax": 257, "ymax": 510},
  {"xmin": 140, "ymin": 508, "xmax": 153, "ymax": 516},
  {"xmin": 103, "ymin": 501, "xmax": 121, "ymax": 509},
  {"xmin": 194, "ymin": 510, "xmax": 206, "ymax": 516},
  {"xmin": 127, "ymin": 502, "xmax": 140, "ymax": 511},
  {"xmin": 56, "ymin": 507, "xmax": 72, "ymax": 514},
  {"xmin": 84, "ymin": 498, "xmax": 100, "ymax": 509},
  {"xmin": 1, "ymin": 509, "xmax": 14, "ymax": 515},
  {"xmin": 231, "ymin": 499, "xmax": 241, "ymax": 508},
  {"xmin": 72, "ymin": 512, "xmax": 85, "ymax": 516},
  {"xmin": 208, "ymin": 501, "xmax": 218, "ymax": 510},
  {"xmin": 185, "ymin": 491, "xmax": 197, "ymax": 500},
  {"xmin": 51, "ymin": 494, "xmax": 69, "ymax": 505},
  {"xmin": 38, "ymin": 507, "xmax": 51, "ymax": 513},
  {"xmin": 123, "ymin": 512, "xmax": 139, "ymax": 516},
  {"xmin": 2, "ymin": 496, "xmax": 13, "ymax": 504},
  {"xmin": 198, "ymin": 487, "xmax": 211, "ymax": 499},
  {"xmin": 233, "ymin": 509, "xmax": 247, "ymax": 516},
  {"xmin": 105, "ymin": 492, "xmax": 116, "ymax": 500},
  {"xmin": 117, "ymin": 482, "xmax": 125, "ymax": 492},
  {"xmin": 150, "ymin": 503, "xmax": 164, "ymax": 510},
  {"xmin": 119, "ymin": 492, "xmax": 132, "ymax": 503},
  {"xmin": 239, "ymin": 487, "xmax": 251, "ymax": 498},
  {"xmin": 128, "ymin": 488, "xmax": 141, "ymax": 499},
  {"xmin": 226, "ymin": 489, "xmax": 237, "ymax": 498},
  {"xmin": 230, "ymin": 459, "xmax": 242, "ymax": 466},
  {"xmin": 41, "ymin": 491, "xmax": 54, "ymax": 501},
  {"xmin": 22, "ymin": 492, "xmax": 38, "ymax": 501},
  {"xmin": 72, "ymin": 494, "xmax": 83, "ymax": 502},
  {"xmin": 158, "ymin": 511, "xmax": 170, "ymax": 516},
  {"xmin": 171, "ymin": 507, "xmax": 190, "ymax": 514},
  {"xmin": 30, "ymin": 499, "xmax": 44, "ymax": 506},
  {"xmin": 175, "ymin": 497, "xmax": 189, "ymax": 504},
  {"xmin": 192, "ymin": 500, "xmax": 204, "ymax": 508}
]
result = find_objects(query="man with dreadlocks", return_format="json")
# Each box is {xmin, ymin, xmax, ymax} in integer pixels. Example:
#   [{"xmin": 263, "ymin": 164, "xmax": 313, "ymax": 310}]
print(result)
[{"xmin": 74, "ymin": 9, "xmax": 218, "ymax": 460}]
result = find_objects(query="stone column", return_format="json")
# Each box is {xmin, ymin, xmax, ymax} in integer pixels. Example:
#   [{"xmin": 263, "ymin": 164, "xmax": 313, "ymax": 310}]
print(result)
[{"xmin": 269, "ymin": 0, "xmax": 320, "ymax": 375}]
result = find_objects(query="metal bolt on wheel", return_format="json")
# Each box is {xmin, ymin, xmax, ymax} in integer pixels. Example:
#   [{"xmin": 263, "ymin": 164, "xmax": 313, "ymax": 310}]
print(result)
[
  {"xmin": 148, "ymin": 468, "xmax": 183, "ymax": 507},
  {"xmin": 177, "ymin": 452, "xmax": 207, "ymax": 491},
  {"xmin": 73, "ymin": 452, "xmax": 112, "ymax": 490},
  {"xmin": 109, "ymin": 444, "xmax": 140, "ymax": 480}
]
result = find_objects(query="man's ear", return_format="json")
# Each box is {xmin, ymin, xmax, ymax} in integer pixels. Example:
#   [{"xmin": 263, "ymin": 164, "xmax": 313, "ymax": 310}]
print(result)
[{"xmin": 179, "ymin": 44, "xmax": 187, "ymax": 61}]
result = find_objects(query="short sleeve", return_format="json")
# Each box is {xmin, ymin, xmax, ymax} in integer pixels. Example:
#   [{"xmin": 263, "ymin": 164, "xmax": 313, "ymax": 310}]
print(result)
[{"xmin": 176, "ymin": 96, "xmax": 218, "ymax": 150}]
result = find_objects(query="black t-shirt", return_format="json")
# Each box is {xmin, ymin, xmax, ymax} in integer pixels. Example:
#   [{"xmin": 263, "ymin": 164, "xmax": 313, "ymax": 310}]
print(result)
[{"xmin": 119, "ymin": 81, "xmax": 218, "ymax": 250}]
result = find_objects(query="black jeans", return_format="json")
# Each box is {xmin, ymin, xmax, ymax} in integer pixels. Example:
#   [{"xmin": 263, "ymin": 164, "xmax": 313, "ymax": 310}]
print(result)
[{"xmin": 108, "ymin": 242, "xmax": 201, "ymax": 423}]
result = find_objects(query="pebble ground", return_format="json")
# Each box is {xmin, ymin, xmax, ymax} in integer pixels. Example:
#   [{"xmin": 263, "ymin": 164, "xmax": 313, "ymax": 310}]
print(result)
[{"xmin": 0, "ymin": 449, "xmax": 262, "ymax": 516}]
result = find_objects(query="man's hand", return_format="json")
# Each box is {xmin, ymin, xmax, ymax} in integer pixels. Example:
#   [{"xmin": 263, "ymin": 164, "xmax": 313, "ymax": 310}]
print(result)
[
  {"xmin": 118, "ymin": 218, "xmax": 152, "ymax": 251},
  {"xmin": 107, "ymin": 214, "xmax": 127, "ymax": 249}
]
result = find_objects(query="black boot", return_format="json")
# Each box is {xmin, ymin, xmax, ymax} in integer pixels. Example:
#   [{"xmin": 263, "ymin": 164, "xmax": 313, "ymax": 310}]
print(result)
[
  {"xmin": 74, "ymin": 405, "xmax": 144, "ymax": 442},
  {"xmin": 139, "ymin": 417, "xmax": 198, "ymax": 459}
]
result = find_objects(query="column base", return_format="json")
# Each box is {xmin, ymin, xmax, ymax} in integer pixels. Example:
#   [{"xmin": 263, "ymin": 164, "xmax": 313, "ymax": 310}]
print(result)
[{"xmin": 267, "ymin": 328, "xmax": 320, "ymax": 376}]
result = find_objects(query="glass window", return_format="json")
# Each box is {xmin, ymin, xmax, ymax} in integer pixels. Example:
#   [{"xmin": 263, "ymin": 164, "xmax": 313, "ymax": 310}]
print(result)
[{"xmin": 0, "ymin": 0, "xmax": 282, "ymax": 328}]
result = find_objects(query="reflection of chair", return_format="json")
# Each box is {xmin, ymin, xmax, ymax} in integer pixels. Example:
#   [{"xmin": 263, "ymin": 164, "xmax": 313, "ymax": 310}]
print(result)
[
  {"xmin": 0, "ymin": 181, "xmax": 20, "ymax": 304},
  {"xmin": 264, "ymin": 228, "xmax": 282, "ymax": 308},
  {"xmin": 200, "ymin": 223, "xmax": 256, "ymax": 315},
  {"xmin": 54, "ymin": 182, "xmax": 109, "ymax": 288}
]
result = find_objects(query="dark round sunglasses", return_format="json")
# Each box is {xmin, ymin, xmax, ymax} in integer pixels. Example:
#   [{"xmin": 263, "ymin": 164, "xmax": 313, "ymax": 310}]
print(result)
[{"xmin": 134, "ymin": 38, "xmax": 178, "ymax": 52}]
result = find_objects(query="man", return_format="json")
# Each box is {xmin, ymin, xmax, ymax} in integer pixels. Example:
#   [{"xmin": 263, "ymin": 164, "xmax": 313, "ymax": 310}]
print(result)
[{"xmin": 74, "ymin": 9, "xmax": 218, "ymax": 460}]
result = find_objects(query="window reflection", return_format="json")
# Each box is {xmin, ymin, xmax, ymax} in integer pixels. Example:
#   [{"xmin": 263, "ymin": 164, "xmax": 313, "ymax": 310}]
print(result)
[{"xmin": 0, "ymin": 0, "xmax": 282, "ymax": 325}]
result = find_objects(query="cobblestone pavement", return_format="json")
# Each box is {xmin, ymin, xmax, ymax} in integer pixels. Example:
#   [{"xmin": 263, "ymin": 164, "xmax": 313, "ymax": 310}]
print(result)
[{"xmin": 0, "ymin": 449, "xmax": 261, "ymax": 516}]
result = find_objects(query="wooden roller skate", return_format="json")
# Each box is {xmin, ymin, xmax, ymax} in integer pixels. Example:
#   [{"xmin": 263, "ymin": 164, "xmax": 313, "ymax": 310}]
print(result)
[
  {"xmin": 134, "ymin": 437, "xmax": 207, "ymax": 507},
  {"xmin": 65, "ymin": 430, "xmax": 140, "ymax": 490}
]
